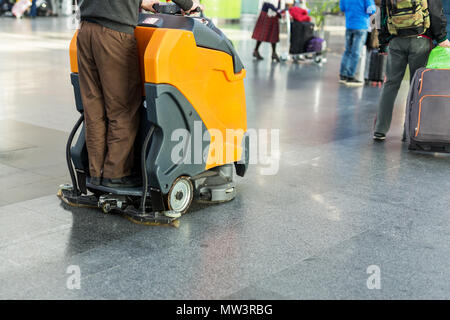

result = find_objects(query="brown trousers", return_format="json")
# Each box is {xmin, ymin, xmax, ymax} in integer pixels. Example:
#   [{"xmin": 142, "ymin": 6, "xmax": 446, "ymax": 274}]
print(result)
[{"xmin": 77, "ymin": 22, "xmax": 142, "ymax": 179}]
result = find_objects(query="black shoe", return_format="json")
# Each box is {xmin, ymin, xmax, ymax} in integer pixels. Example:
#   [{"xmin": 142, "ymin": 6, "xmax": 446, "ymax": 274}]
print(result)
[
  {"xmin": 253, "ymin": 50, "xmax": 264, "ymax": 60},
  {"xmin": 373, "ymin": 132, "xmax": 386, "ymax": 141},
  {"xmin": 272, "ymin": 53, "xmax": 280, "ymax": 63},
  {"xmin": 345, "ymin": 77, "xmax": 364, "ymax": 87},
  {"xmin": 90, "ymin": 177, "xmax": 101, "ymax": 186},
  {"xmin": 339, "ymin": 75, "xmax": 348, "ymax": 83},
  {"xmin": 102, "ymin": 176, "xmax": 141, "ymax": 188}
]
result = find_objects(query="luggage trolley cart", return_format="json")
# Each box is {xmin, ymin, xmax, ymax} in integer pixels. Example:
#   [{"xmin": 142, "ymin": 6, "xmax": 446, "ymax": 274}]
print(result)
[
  {"xmin": 280, "ymin": 9, "xmax": 292, "ymax": 61},
  {"xmin": 301, "ymin": 31, "xmax": 327, "ymax": 64},
  {"xmin": 281, "ymin": 10, "xmax": 327, "ymax": 64}
]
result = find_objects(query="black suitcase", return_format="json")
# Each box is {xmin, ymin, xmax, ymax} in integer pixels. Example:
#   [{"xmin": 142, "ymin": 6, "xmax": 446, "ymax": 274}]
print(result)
[
  {"xmin": 405, "ymin": 68, "xmax": 450, "ymax": 153},
  {"xmin": 367, "ymin": 50, "xmax": 387, "ymax": 82},
  {"xmin": 289, "ymin": 21, "xmax": 314, "ymax": 54}
]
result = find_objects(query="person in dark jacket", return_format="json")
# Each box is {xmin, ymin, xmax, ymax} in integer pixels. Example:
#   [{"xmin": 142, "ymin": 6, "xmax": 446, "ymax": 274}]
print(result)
[
  {"xmin": 77, "ymin": 0, "xmax": 201, "ymax": 188},
  {"xmin": 373, "ymin": 0, "xmax": 449, "ymax": 141},
  {"xmin": 252, "ymin": 0, "xmax": 283, "ymax": 62}
]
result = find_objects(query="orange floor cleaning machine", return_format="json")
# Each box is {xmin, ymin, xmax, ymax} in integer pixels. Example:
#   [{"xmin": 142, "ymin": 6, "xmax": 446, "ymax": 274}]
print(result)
[{"xmin": 58, "ymin": 3, "xmax": 248, "ymax": 226}]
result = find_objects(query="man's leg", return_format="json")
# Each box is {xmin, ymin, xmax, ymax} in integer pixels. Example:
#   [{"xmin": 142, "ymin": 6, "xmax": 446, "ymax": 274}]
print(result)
[
  {"xmin": 77, "ymin": 22, "xmax": 107, "ymax": 181},
  {"xmin": 340, "ymin": 29, "xmax": 353, "ymax": 78},
  {"xmin": 92, "ymin": 26, "xmax": 142, "ymax": 180},
  {"xmin": 399, "ymin": 37, "xmax": 432, "ymax": 141},
  {"xmin": 346, "ymin": 30, "xmax": 368, "ymax": 79},
  {"xmin": 374, "ymin": 38, "xmax": 408, "ymax": 135}
]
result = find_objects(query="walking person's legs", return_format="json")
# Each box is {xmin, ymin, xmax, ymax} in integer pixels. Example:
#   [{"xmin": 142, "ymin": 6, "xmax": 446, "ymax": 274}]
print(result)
[
  {"xmin": 30, "ymin": 0, "xmax": 37, "ymax": 17},
  {"xmin": 254, "ymin": 41, "xmax": 263, "ymax": 60},
  {"xmin": 271, "ymin": 42, "xmax": 280, "ymax": 62},
  {"xmin": 399, "ymin": 37, "xmax": 432, "ymax": 141},
  {"xmin": 345, "ymin": 30, "xmax": 368, "ymax": 86},
  {"xmin": 340, "ymin": 29, "xmax": 354, "ymax": 81},
  {"xmin": 374, "ymin": 38, "xmax": 409, "ymax": 138},
  {"xmin": 340, "ymin": 29, "xmax": 367, "ymax": 83}
]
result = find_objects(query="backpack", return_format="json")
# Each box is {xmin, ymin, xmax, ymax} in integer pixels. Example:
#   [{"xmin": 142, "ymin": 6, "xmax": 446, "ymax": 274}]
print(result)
[{"xmin": 386, "ymin": 0, "xmax": 430, "ymax": 37}]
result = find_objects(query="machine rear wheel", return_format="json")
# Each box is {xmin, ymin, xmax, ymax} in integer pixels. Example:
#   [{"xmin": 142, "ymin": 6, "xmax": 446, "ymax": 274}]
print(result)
[{"xmin": 167, "ymin": 176, "xmax": 193, "ymax": 215}]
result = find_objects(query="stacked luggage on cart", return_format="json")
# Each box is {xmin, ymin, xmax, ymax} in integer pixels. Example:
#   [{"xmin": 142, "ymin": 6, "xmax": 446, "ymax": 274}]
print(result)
[{"xmin": 283, "ymin": 6, "xmax": 326, "ymax": 64}]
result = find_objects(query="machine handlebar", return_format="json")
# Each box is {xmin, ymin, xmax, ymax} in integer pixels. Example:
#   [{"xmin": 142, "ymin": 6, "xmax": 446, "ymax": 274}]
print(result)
[{"xmin": 152, "ymin": 3, "xmax": 202, "ymax": 15}]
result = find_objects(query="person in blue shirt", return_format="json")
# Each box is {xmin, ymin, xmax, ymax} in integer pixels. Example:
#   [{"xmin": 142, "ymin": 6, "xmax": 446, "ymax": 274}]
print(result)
[{"xmin": 339, "ymin": 0, "xmax": 376, "ymax": 86}]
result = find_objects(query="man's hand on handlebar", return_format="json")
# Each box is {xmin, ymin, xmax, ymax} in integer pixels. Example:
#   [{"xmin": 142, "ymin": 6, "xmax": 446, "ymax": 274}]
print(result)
[
  {"xmin": 141, "ymin": 0, "xmax": 204, "ymax": 15},
  {"xmin": 439, "ymin": 39, "xmax": 450, "ymax": 48},
  {"xmin": 182, "ymin": 0, "xmax": 204, "ymax": 15},
  {"xmin": 141, "ymin": 0, "xmax": 159, "ymax": 13}
]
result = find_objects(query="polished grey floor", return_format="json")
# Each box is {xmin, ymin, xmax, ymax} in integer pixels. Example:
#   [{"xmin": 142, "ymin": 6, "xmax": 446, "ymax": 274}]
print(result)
[{"xmin": 0, "ymin": 16, "xmax": 449, "ymax": 300}]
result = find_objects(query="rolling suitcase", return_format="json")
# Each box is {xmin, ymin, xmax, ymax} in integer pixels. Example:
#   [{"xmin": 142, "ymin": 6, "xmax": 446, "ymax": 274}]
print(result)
[
  {"xmin": 367, "ymin": 49, "xmax": 387, "ymax": 83},
  {"xmin": 405, "ymin": 68, "xmax": 450, "ymax": 153},
  {"xmin": 289, "ymin": 21, "xmax": 314, "ymax": 54}
]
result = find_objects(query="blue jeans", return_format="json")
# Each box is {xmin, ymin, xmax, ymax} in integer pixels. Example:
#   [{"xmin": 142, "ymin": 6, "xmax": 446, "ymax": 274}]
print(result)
[
  {"xmin": 340, "ymin": 29, "xmax": 368, "ymax": 78},
  {"xmin": 30, "ymin": 0, "xmax": 37, "ymax": 17}
]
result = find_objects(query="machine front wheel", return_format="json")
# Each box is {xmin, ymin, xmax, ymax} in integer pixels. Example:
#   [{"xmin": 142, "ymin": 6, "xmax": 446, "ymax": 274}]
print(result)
[{"xmin": 167, "ymin": 176, "xmax": 194, "ymax": 215}]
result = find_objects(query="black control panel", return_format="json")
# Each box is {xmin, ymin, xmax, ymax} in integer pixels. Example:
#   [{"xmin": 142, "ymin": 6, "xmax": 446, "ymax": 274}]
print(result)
[
  {"xmin": 152, "ymin": 3, "xmax": 201, "ymax": 15},
  {"xmin": 153, "ymin": 3, "xmax": 181, "ymax": 15}
]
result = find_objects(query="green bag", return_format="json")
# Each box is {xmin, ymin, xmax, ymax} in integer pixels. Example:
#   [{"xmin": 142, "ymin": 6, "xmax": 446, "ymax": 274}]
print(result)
[{"xmin": 426, "ymin": 46, "xmax": 450, "ymax": 69}]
